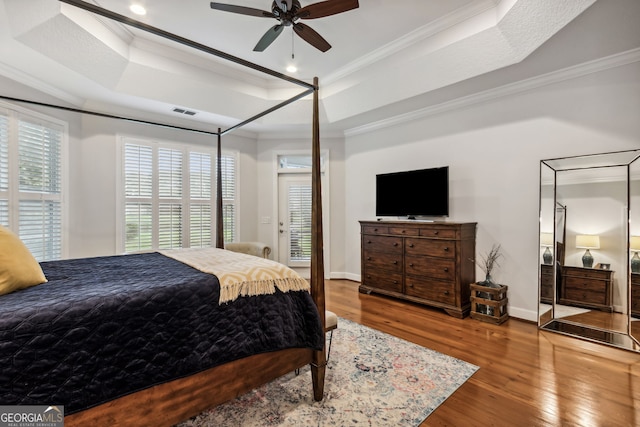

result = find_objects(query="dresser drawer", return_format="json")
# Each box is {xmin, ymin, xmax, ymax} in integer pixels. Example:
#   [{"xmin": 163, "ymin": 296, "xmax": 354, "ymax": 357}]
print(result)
[
  {"xmin": 362, "ymin": 251, "xmax": 402, "ymax": 273},
  {"xmin": 405, "ymin": 256, "xmax": 455, "ymax": 281},
  {"xmin": 363, "ymin": 269, "xmax": 403, "ymax": 293},
  {"xmin": 419, "ymin": 227, "xmax": 457, "ymax": 239},
  {"xmin": 563, "ymin": 267, "xmax": 612, "ymax": 281},
  {"xmin": 389, "ymin": 226, "xmax": 419, "ymax": 236},
  {"xmin": 564, "ymin": 288, "xmax": 607, "ymax": 305},
  {"xmin": 362, "ymin": 225, "xmax": 389, "ymax": 235},
  {"xmin": 405, "ymin": 238, "xmax": 455, "ymax": 259},
  {"xmin": 362, "ymin": 235, "xmax": 402, "ymax": 254},
  {"xmin": 563, "ymin": 277, "xmax": 607, "ymax": 293},
  {"xmin": 405, "ymin": 276, "xmax": 455, "ymax": 305}
]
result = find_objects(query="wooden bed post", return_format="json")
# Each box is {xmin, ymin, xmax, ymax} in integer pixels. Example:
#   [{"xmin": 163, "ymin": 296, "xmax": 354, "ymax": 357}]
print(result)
[
  {"xmin": 216, "ymin": 129, "xmax": 224, "ymax": 249},
  {"xmin": 310, "ymin": 77, "xmax": 326, "ymax": 401}
]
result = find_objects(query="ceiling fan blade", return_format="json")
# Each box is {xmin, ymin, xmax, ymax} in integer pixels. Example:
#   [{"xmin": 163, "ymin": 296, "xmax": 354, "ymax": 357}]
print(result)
[
  {"xmin": 254, "ymin": 25, "xmax": 285, "ymax": 52},
  {"xmin": 295, "ymin": 0, "xmax": 359, "ymax": 19},
  {"xmin": 293, "ymin": 23, "xmax": 331, "ymax": 52},
  {"xmin": 210, "ymin": 2, "xmax": 275, "ymax": 18}
]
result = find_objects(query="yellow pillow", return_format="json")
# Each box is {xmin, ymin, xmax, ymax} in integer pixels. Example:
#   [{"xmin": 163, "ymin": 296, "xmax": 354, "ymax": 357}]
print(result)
[{"xmin": 0, "ymin": 225, "xmax": 47, "ymax": 296}]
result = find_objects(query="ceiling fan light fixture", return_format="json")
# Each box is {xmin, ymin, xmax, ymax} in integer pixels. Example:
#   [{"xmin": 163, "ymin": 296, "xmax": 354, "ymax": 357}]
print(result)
[
  {"xmin": 286, "ymin": 65, "xmax": 297, "ymax": 73},
  {"xmin": 210, "ymin": 0, "xmax": 359, "ymax": 52},
  {"xmin": 130, "ymin": 4, "xmax": 147, "ymax": 16}
]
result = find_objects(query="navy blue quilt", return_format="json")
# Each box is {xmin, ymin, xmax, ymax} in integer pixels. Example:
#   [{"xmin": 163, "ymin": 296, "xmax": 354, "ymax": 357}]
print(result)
[{"xmin": 0, "ymin": 252, "xmax": 323, "ymax": 414}]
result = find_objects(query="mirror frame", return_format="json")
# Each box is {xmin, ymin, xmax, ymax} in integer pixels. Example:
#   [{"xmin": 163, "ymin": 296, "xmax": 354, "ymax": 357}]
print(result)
[{"xmin": 538, "ymin": 149, "xmax": 640, "ymax": 352}]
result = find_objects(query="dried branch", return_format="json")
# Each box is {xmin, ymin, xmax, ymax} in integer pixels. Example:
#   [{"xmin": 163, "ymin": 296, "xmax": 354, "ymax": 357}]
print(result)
[{"xmin": 477, "ymin": 244, "xmax": 502, "ymax": 276}]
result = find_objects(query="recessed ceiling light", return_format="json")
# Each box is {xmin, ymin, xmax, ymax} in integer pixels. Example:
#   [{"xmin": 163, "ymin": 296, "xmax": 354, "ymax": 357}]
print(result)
[
  {"xmin": 130, "ymin": 4, "xmax": 147, "ymax": 15},
  {"xmin": 286, "ymin": 65, "xmax": 297, "ymax": 73}
]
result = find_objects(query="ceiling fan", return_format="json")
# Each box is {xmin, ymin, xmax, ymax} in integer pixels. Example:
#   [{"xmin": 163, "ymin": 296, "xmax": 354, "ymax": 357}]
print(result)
[{"xmin": 209, "ymin": 0, "xmax": 359, "ymax": 52}]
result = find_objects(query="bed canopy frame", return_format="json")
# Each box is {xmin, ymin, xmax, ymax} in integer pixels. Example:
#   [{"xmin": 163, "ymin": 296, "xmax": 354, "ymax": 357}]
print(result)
[{"xmin": 1, "ymin": 0, "xmax": 326, "ymax": 424}]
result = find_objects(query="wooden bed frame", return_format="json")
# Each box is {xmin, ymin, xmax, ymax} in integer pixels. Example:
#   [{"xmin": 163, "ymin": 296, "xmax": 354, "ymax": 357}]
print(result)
[{"xmin": 30, "ymin": 2, "xmax": 326, "ymax": 425}]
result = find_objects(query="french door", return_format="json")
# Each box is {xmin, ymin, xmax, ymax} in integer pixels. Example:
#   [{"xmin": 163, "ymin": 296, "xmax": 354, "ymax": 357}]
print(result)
[{"xmin": 277, "ymin": 174, "xmax": 312, "ymax": 268}]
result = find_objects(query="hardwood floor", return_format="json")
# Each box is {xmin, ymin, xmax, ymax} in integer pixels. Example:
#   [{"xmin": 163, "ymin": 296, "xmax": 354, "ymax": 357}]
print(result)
[{"xmin": 325, "ymin": 279, "xmax": 640, "ymax": 427}]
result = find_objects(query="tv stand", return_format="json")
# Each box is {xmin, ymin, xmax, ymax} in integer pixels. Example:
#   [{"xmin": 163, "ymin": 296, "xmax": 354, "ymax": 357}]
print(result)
[{"xmin": 359, "ymin": 220, "xmax": 477, "ymax": 318}]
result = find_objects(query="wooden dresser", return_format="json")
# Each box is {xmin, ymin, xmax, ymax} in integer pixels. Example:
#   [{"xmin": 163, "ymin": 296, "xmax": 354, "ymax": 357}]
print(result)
[
  {"xmin": 359, "ymin": 220, "xmax": 476, "ymax": 318},
  {"xmin": 631, "ymin": 273, "xmax": 640, "ymax": 318},
  {"xmin": 559, "ymin": 265, "xmax": 613, "ymax": 312},
  {"xmin": 540, "ymin": 264, "xmax": 555, "ymax": 304}
]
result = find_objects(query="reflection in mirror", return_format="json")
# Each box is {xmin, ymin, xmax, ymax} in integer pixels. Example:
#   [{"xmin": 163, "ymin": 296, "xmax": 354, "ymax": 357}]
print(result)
[
  {"xmin": 539, "ymin": 163, "xmax": 556, "ymax": 326},
  {"xmin": 630, "ymin": 158, "xmax": 640, "ymax": 345},
  {"xmin": 539, "ymin": 150, "xmax": 640, "ymax": 352}
]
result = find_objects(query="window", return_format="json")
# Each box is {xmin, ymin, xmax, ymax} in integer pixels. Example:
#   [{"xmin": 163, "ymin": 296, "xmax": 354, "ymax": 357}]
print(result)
[
  {"xmin": 121, "ymin": 138, "xmax": 237, "ymax": 252},
  {"xmin": 0, "ymin": 106, "xmax": 65, "ymax": 261}
]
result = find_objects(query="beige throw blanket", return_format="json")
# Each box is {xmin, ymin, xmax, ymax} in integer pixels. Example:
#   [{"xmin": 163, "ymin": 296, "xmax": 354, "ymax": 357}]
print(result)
[{"xmin": 159, "ymin": 247, "xmax": 309, "ymax": 304}]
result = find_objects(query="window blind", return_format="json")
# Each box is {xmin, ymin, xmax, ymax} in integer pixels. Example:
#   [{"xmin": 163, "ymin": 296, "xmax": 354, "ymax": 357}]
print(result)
[{"xmin": 288, "ymin": 183, "xmax": 312, "ymax": 262}]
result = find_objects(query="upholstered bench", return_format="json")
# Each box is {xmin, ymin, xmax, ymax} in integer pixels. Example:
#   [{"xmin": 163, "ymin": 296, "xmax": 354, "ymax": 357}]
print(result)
[
  {"xmin": 225, "ymin": 242, "xmax": 271, "ymax": 259},
  {"xmin": 325, "ymin": 310, "xmax": 338, "ymax": 362}
]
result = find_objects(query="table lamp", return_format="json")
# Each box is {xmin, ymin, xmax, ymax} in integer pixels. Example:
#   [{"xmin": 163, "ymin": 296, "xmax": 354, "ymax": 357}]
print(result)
[
  {"xmin": 576, "ymin": 234, "xmax": 600, "ymax": 268},
  {"xmin": 540, "ymin": 232, "xmax": 553, "ymax": 265},
  {"xmin": 631, "ymin": 236, "xmax": 640, "ymax": 274}
]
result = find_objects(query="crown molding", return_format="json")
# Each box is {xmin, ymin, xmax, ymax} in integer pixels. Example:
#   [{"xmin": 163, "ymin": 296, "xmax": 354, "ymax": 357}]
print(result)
[
  {"xmin": 344, "ymin": 48, "xmax": 640, "ymax": 137},
  {"xmin": 0, "ymin": 62, "xmax": 86, "ymax": 107}
]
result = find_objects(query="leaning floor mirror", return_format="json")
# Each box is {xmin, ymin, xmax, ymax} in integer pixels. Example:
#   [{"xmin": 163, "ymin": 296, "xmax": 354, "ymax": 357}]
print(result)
[{"xmin": 539, "ymin": 149, "xmax": 640, "ymax": 352}]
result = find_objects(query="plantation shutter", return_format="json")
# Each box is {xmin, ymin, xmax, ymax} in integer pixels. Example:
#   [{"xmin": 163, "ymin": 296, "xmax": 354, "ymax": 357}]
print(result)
[
  {"xmin": 0, "ymin": 113, "xmax": 8, "ymax": 226},
  {"xmin": 122, "ymin": 141, "xmax": 234, "ymax": 252},
  {"xmin": 124, "ymin": 143, "xmax": 153, "ymax": 252},
  {"xmin": 17, "ymin": 118, "xmax": 63, "ymax": 261},
  {"xmin": 158, "ymin": 148, "xmax": 182, "ymax": 249},
  {"xmin": 218, "ymin": 154, "xmax": 236, "ymax": 243},
  {"xmin": 189, "ymin": 151, "xmax": 212, "ymax": 247},
  {"xmin": 288, "ymin": 183, "xmax": 312, "ymax": 262}
]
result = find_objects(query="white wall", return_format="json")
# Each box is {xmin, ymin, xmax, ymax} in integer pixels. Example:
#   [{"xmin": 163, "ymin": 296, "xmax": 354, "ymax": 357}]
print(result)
[{"xmin": 344, "ymin": 61, "xmax": 640, "ymax": 321}]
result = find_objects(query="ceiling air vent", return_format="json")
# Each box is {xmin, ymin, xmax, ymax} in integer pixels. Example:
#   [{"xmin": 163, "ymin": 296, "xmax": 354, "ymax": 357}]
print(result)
[{"xmin": 172, "ymin": 107, "xmax": 197, "ymax": 116}]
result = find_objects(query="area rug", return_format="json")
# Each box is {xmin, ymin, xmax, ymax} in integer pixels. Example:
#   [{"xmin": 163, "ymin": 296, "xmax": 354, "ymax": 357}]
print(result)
[{"xmin": 177, "ymin": 318, "xmax": 478, "ymax": 426}]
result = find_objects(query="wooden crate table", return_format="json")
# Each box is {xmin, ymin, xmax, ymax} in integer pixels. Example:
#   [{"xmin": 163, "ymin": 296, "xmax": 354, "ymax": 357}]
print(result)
[{"xmin": 470, "ymin": 283, "xmax": 509, "ymax": 324}]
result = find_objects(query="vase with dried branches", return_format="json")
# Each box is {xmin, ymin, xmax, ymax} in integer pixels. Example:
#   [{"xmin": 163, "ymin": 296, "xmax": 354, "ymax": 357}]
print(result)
[{"xmin": 476, "ymin": 244, "xmax": 502, "ymax": 288}]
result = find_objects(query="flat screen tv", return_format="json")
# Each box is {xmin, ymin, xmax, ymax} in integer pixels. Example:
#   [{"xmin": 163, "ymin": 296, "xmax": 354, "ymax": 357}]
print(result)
[{"xmin": 376, "ymin": 166, "xmax": 449, "ymax": 218}]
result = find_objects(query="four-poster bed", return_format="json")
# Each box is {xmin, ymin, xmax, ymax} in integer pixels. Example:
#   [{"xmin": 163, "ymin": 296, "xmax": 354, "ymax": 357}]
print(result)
[{"xmin": 0, "ymin": 1, "xmax": 327, "ymax": 425}]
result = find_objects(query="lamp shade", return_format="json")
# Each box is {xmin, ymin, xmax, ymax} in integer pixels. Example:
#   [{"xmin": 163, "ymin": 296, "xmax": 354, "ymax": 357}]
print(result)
[
  {"xmin": 576, "ymin": 234, "xmax": 600, "ymax": 249},
  {"xmin": 631, "ymin": 236, "xmax": 640, "ymax": 252},
  {"xmin": 540, "ymin": 232, "xmax": 553, "ymax": 247}
]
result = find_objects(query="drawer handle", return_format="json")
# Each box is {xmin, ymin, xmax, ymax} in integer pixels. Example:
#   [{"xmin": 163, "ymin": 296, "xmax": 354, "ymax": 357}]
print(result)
[
  {"xmin": 409, "ymin": 263, "xmax": 414, "ymax": 267},
  {"xmin": 434, "ymin": 231, "xmax": 439, "ymax": 235},
  {"xmin": 408, "ymin": 283, "xmax": 414, "ymax": 288},
  {"xmin": 367, "ymin": 240, "xmax": 372, "ymax": 244},
  {"xmin": 443, "ymin": 268, "xmax": 449, "ymax": 272},
  {"xmin": 374, "ymin": 228, "xmax": 378, "ymax": 232},
  {"xmin": 393, "ymin": 261, "xmax": 398, "ymax": 265},
  {"xmin": 401, "ymin": 229, "xmax": 406, "ymax": 234},
  {"xmin": 393, "ymin": 280, "xmax": 398, "ymax": 284},
  {"xmin": 409, "ymin": 243, "xmax": 414, "ymax": 248},
  {"xmin": 393, "ymin": 242, "xmax": 399, "ymax": 247},
  {"xmin": 444, "ymin": 290, "xmax": 449, "ymax": 295},
  {"xmin": 443, "ymin": 247, "xmax": 450, "ymax": 252},
  {"xmin": 367, "ymin": 257, "xmax": 371, "ymax": 261}
]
